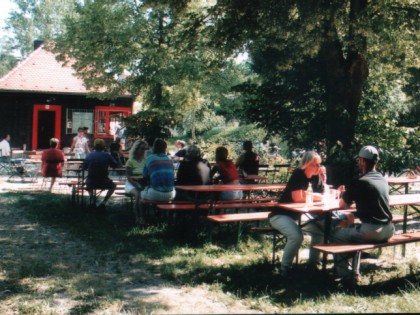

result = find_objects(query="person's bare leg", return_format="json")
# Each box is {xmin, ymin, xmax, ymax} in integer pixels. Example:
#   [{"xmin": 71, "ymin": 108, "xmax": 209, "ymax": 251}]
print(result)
[{"xmin": 49, "ymin": 177, "xmax": 56, "ymax": 192}]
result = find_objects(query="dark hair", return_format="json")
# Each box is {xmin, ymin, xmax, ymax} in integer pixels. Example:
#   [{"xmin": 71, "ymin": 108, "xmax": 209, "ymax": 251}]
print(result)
[
  {"xmin": 243, "ymin": 141, "xmax": 253, "ymax": 151},
  {"xmin": 361, "ymin": 157, "xmax": 377, "ymax": 171},
  {"xmin": 185, "ymin": 145, "xmax": 201, "ymax": 161},
  {"xmin": 49, "ymin": 138, "xmax": 59, "ymax": 148},
  {"xmin": 215, "ymin": 146, "xmax": 228, "ymax": 162},
  {"xmin": 77, "ymin": 127, "xmax": 84, "ymax": 132},
  {"xmin": 153, "ymin": 138, "xmax": 167, "ymax": 154}
]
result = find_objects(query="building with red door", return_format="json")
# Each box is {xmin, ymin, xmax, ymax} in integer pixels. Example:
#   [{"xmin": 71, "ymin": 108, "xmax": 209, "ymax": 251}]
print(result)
[{"xmin": 0, "ymin": 42, "xmax": 134, "ymax": 150}]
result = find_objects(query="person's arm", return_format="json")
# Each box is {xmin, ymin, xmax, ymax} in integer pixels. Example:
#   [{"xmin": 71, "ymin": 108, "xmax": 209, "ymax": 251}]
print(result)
[
  {"xmin": 126, "ymin": 165, "xmax": 142, "ymax": 189},
  {"xmin": 291, "ymin": 189, "xmax": 305, "ymax": 203},
  {"xmin": 70, "ymin": 138, "xmax": 76, "ymax": 151},
  {"xmin": 85, "ymin": 141, "xmax": 90, "ymax": 154},
  {"xmin": 337, "ymin": 185, "xmax": 350, "ymax": 209}
]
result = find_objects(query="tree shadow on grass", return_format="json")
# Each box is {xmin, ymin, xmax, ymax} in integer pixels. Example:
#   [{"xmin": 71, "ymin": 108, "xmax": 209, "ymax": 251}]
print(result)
[{"xmin": 0, "ymin": 192, "xmax": 184, "ymax": 314}]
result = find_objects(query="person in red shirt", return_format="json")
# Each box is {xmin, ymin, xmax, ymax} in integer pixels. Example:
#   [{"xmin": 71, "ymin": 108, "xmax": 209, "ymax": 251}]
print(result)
[
  {"xmin": 41, "ymin": 138, "xmax": 65, "ymax": 192},
  {"xmin": 211, "ymin": 146, "xmax": 242, "ymax": 200}
]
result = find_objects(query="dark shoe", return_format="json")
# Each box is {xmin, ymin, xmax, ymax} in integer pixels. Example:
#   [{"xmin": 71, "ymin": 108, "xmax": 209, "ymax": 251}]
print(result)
[
  {"xmin": 304, "ymin": 262, "xmax": 321, "ymax": 272},
  {"xmin": 279, "ymin": 267, "xmax": 294, "ymax": 279},
  {"xmin": 333, "ymin": 274, "xmax": 361, "ymax": 289}
]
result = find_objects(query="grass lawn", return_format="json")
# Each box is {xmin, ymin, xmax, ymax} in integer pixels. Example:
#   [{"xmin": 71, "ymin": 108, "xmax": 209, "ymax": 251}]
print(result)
[{"xmin": 0, "ymin": 187, "xmax": 419, "ymax": 314}]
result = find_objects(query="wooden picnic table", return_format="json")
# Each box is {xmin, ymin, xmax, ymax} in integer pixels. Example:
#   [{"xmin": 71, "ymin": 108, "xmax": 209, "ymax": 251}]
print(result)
[
  {"xmin": 176, "ymin": 183, "xmax": 286, "ymax": 193},
  {"xmin": 277, "ymin": 193, "xmax": 420, "ymax": 267},
  {"xmin": 387, "ymin": 176, "xmax": 420, "ymax": 194}
]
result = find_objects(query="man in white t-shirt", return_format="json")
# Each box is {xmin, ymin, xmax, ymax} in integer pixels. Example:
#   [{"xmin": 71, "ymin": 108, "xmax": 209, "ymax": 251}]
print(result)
[{"xmin": 0, "ymin": 134, "xmax": 11, "ymax": 158}]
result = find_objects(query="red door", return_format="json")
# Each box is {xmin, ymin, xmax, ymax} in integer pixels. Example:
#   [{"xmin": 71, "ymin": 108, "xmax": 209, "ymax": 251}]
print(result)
[{"xmin": 32, "ymin": 104, "xmax": 62, "ymax": 150}]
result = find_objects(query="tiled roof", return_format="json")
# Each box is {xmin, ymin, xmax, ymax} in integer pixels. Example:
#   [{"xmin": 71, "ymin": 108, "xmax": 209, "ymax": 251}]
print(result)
[{"xmin": 0, "ymin": 45, "xmax": 91, "ymax": 94}]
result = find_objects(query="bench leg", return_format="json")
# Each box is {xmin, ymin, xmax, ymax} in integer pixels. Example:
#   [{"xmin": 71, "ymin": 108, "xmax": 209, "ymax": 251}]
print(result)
[{"xmin": 351, "ymin": 251, "xmax": 362, "ymax": 280}]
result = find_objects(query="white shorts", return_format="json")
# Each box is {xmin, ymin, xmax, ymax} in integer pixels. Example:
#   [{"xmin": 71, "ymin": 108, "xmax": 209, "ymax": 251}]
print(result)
[{"xmin": 141, "ymin": 187, "xmax": 176, "ymax": 201}]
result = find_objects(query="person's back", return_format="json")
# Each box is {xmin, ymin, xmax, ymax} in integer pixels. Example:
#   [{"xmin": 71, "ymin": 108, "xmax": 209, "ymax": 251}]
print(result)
[
  {"xmin": 142, "ymin": 138, "xmax": 175, "ymax": 196},
  {"xmin": 332, "ymin": 145, "xmax": 394, "ymax": 284},
  {"xmin": 236, "ymin": 141, "xmax": 259, "ymax": 175},
  {"xmin": 41, "ymin": 138, "xmax": 65, "ymax": 192},
  {"xmin": 42, "ymin": 145, "xmax": 65, "ymax": 177},
  {"xmin": 211, "ymin": 146, "xmax": 242, "ymax": 200},
  {"xmin": 144, "ymin": 152, "xmax": 175, "ymax": 192},
  {"xmin": 139, "ymin": 139, "xmax": 176, "ymax": 224},
  {"xmin": 83, "ymin": 139, "xmax": 118, "ymax": 210},
  {"xmin": 176, "ymin": 145, "xmax": 211, "ymax": 201},
  {"xmin": 347, "ymin": 170, "xmax": 391, "ymax": 224}
]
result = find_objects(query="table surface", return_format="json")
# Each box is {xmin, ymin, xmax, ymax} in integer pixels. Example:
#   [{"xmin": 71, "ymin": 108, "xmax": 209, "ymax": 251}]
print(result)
[
  {"xmin": 387, "ymin": 177, "xmax": 420, "ymax": 184},
  {"xmin": 176, "ymin": 183, "xmax": 286, "ymax": 192},
  {"xmin": 276, "ymin": 193, "xmax": 420, "ymax": 213},
  {"xmin": 241, "ymin": 175, "xmax": 267, "ymax": 181}
]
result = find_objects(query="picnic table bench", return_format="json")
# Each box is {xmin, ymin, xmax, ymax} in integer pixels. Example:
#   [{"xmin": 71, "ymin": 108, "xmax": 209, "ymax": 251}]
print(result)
[{"xmin": 313, "ymin": 231, "xmax": 420, "ymax": 282}]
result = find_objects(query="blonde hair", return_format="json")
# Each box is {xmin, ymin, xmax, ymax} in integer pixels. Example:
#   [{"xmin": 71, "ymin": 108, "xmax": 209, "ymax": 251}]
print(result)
[
  {"xmin": 129, "ymin": 140, "xmax": 148, "ymax": 160},
  {"xmin": 299, "ymin": 151, "xmax": 321, "ymax": 170}
]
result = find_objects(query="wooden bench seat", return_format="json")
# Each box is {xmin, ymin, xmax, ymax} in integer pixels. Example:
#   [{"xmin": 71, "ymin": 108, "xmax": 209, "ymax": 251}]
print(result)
[
  {"xmin": 313, "ymin": 231, "xmax": 420, "ymax": 280},
  {"xmin": 156, "ymin": 201, "xmax": 278, "ymax": 211},
  {"xmin": 206, "ymin": 211, "xmax": 274, "ymax": 244},
  {"xmin": 207, "ymin": 211, "xmax": 271, "ymax": 223},
  {"xmin": 313, "ymin": 231, "xmax": 420, "ymax": 255}
]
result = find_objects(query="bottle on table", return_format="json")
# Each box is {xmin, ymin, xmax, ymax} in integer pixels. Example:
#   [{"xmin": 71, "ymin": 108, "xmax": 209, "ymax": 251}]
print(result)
[
  {"xmin": 323, "ymin": 184, "xmax": 330, "ymax": 204},
  {"xmin": 305, "ymin": 182, "xmax": 313, "ymax": 207}
]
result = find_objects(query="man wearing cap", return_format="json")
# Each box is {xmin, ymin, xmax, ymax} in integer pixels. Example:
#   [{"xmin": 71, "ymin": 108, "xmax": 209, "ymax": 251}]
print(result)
[{"xmin": 331, "ymin": 145, "xmax": 394, "ymax": 285}]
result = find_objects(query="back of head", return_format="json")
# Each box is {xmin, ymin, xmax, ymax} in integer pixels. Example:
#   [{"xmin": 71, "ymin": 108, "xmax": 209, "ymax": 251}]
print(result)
[
  {"xmin": 94, "ymin": 138, "xmax": 106, "ymax": 150},
  {"xmin": 358, "ymin": 145, "xmax": 379, "ymax": 162},
  {"xmin": 215, "ymin": 146, "xmax": 228, "ymax": 162},
  {"xmin": 49, "ymin": 138, "xmax": 59, "ymax": 148},
  {"xmin": 129, "ymin": 139, "xmax": 149, "ymax": 160},
  {"xmin": 299, "ymin": 151, "xmax": 321, "ymax": 169},
  {"xmin": 153, "ymin": 138, "xmax": 167, "ymax": 154},
  {"xmin": 243, "ymin": 140, "xmax": 253, "ymax": 151},
  {"xmin": 358, "ymin": 145, "xmax": 380, "ymax": 170},
  {"xmin": 185, "ymin": 145, "xmax": 201, "ymax": 161}
]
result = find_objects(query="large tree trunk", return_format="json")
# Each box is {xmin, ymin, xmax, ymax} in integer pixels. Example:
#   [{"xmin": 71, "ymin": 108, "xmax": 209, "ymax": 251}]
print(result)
[{"xmin": 323, "ymin": 0, "xmax": 369, "ymax": 162}]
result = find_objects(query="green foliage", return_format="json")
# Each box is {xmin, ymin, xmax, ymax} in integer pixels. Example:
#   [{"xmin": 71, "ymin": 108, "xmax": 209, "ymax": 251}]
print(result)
[
  {"xmin": 124, "ymin": 108, "xmax": 175, "ymax": 145},
  {"xmin": 0, "ymin": 39, "xmax": 19, "ymax": 77},
  {"xmin": 6, "ymin": 0, "xmax": 75, "ymax": 57},
  {"xmin": 354, "ymin": 74, "xmax": 420, "ymax": 175}
]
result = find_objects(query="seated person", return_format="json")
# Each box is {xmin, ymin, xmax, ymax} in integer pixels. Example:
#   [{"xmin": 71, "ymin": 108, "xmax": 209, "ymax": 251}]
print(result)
[
  {"xmin": 139, "ymin": 138, "xmax": 176, "ymax": 224},
  {"xmin": 211, "ymin": 146, "xmax": 242, "ymax": 200},
  {"xmin": 83, "ymin": 138, "xmax": 118, "ymax": 210},
  {"xmin": 125, "ymin": 139, "xmax": 149, "ymax": 222},
  {"xmin": 331, "ymin": 145, "xmax": 394, "ymax": 285},
  {"xmin": 110, "ymin": 137, "xmax": 125, "ymax": 167},
  {"xmin": 41, "ymin": 138, "xmax": 65, "ymax": 192},
  {"xmin": 269, "ymin": 151, "xmax": 326, "ymax": 277},
  {"xmin": 235, "ymin": 140, "xmax": 259, "ymax": 176},
  {"xmin": 176, "ymin": 145, "xmax": 211, "ymax": 201},
  {"xmin": 173, "ymin": 140, "xmax": 187, "ymax": 162}
]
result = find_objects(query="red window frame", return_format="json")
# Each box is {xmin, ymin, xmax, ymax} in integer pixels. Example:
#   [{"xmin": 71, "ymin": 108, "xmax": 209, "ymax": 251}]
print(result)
[{"xmin": 94, "ymin": 106, "xmax": 131, "ymax": 139}]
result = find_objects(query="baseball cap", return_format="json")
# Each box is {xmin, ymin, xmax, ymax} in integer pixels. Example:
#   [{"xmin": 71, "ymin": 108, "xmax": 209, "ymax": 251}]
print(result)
[{"xmin": 358, "ymin": 145, "xmax": 379, "ymax": 161}]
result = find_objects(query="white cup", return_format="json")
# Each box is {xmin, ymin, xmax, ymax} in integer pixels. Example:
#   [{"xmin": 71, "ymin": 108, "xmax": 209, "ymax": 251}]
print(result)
[{"xmin": 330, "ymin": 189, "xmax": 338, "ymax": 201}]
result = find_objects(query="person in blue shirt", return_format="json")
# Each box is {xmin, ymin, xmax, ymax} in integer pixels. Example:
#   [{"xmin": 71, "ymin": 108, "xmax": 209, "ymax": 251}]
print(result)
[
  {"xmin": 83, "ymin": 138, "xmax": 118, "ymax": 211},
  {"xmin": 138, "ymin": 138, "xmax": 175, "ymax": 225}
]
